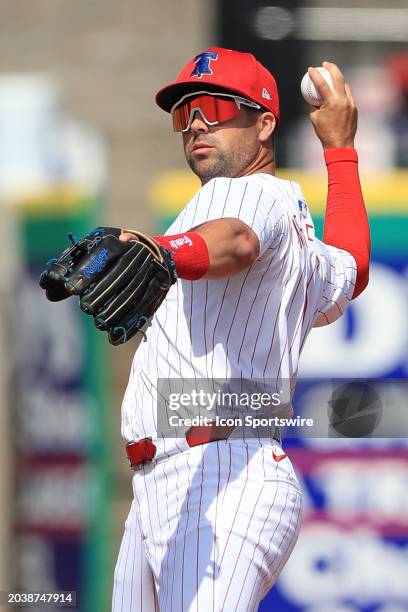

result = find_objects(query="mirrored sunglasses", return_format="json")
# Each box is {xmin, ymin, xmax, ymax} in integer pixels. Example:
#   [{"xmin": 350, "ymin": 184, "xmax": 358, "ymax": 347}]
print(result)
[{"xmin": 171, "ymin": 91, "xmax": 262, "ymax": 132}]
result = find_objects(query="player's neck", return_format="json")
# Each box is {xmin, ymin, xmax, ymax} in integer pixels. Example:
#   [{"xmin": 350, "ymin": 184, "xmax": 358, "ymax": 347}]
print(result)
[{"xmin": 236, "ymin": 145, "xmax": 275, "ymax": 178}]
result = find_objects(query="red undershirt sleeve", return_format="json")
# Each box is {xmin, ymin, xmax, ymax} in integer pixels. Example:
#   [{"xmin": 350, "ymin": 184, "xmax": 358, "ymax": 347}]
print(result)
[{"xmin": 323, "ymin": 147, "xmax": 371, "ymax": 298}]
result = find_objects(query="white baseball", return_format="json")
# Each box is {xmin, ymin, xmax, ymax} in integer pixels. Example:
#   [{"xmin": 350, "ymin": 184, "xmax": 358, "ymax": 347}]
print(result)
[{"xmin": 300, "ymin": 66, "xmax": 334, "ymax": 106}]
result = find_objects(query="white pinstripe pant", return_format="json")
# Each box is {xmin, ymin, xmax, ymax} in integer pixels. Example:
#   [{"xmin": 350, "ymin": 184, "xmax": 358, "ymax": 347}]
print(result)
[{"xmin": 112, "ymin": 439, "xmax": 302, "ymax": 612}]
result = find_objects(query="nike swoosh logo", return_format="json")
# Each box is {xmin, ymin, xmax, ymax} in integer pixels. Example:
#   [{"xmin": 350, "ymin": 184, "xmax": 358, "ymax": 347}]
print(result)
[{"xmin": 272, "ymin": 452, "xmax": 287, "ymax": 462}]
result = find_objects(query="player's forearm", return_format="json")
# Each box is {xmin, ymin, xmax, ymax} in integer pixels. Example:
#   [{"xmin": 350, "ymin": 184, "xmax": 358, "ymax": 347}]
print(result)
[
  {"xmin": 323, "ymin": 147, "xmax": 370, "ymax": 298},
  {"xmin": 154, "ymin": 219, "xmax": 259, "ymax": 280}
]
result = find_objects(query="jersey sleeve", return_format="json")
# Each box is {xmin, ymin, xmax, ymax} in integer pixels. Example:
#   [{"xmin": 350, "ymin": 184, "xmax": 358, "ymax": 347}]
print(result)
[
  {"xmin": 179, "ymin": 177, "xmax": 282, "ymax": 256},
  {"xmin": 313, "ymin": 239, "xmax": 357, "ymax": 327}
]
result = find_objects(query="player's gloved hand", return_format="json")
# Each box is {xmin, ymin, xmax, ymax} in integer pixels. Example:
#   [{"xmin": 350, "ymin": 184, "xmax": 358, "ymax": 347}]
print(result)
[{"xmin": 39, "ymin": 226, "xmax": 177, "ymax": 345}]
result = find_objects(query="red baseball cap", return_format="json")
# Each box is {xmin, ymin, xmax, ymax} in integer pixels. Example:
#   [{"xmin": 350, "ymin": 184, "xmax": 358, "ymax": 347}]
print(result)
[{"xmin": 156, "ymin": 47, "xmax": 280, "ymax": 121}]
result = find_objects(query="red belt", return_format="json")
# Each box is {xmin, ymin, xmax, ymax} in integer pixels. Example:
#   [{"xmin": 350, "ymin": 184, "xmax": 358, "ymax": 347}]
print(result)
[{"xmin": 126, "ymin": 424, "xmax": 280, "ymax": 469}]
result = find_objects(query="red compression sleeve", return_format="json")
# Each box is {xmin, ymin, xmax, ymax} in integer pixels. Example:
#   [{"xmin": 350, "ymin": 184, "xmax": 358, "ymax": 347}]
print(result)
[
  {"xmin": 154, "ymin": 231, "xmax": 210, "ymax": 280},
  {"xmin": 323, "ymin": 148, "xmax": 370, "ymax": 298}
]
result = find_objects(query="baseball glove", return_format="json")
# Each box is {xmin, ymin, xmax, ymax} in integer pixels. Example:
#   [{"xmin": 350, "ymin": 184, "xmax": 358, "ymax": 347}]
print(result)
[{"xmin": 39, "ymin": 226, "xmax": 177, "ymax": 345}]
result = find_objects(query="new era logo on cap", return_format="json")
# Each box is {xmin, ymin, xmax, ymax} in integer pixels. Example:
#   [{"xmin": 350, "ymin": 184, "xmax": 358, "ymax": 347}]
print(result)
[{"xmin": 262, "ymin": 88, "xmax": 271, "ymax": 100}]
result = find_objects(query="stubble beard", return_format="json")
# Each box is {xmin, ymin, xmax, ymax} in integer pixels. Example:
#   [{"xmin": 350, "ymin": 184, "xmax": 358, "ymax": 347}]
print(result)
[
  {"xmin": 186, "ymin": 151, "xmax": 233, "ymax": 185},
  {"xmin": 186, "ymin": 140, "xmax": 260, "ymax": 185}
]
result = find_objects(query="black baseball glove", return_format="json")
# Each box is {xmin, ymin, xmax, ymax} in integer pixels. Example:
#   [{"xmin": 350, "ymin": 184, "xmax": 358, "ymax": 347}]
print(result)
[{"xmin": 39, "ymin": 227, "xmax": 177, "ymax": 345}]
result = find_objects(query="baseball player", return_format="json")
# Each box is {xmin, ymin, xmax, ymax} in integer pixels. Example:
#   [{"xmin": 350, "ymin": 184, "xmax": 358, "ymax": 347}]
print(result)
[
  {"xmin": 38, "ymin": 47, "xmax": 369, "ymax": 611},
  {"xmin": 108, "ymin": 47, "xmax": 370, "ymax": 611}
]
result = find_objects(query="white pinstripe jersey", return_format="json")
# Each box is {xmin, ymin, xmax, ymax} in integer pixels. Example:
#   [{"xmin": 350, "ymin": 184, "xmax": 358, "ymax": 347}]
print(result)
[{"xmin": 121, "ymin": 173, "xmax": 357, "ymax": 442}]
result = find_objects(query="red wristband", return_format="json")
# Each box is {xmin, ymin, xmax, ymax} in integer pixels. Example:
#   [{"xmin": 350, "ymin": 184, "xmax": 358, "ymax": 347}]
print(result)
[{"xmin": 154, "ymin": 231, "xmax": 209, "ymax": 280}]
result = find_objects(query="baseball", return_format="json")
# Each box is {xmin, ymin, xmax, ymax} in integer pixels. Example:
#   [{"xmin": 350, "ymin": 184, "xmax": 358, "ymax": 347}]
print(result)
[{"xmin": 301, "ymin": 66, "xmax": 334, "ymax": 106}]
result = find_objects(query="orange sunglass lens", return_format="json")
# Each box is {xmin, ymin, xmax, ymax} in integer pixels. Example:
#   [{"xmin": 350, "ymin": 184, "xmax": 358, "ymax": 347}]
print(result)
[{"xmin": 172, "ymin": 95, "xmax": 240, "ymax": 131}]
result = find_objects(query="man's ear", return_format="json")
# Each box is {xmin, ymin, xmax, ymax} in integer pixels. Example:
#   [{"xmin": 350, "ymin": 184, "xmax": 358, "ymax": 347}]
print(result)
[{"xmin": 258, "ymin": 112, "xmax": 276, "ymax": 144}]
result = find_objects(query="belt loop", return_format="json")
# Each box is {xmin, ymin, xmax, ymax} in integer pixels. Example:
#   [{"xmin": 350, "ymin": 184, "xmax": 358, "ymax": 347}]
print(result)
[{"xmin": 126, "ymin": 438, "xmax": 156, "ymax": 469}]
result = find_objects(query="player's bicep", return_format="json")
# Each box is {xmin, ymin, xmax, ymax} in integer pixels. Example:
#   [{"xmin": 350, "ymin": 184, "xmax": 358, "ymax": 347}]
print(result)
[
  {"xmin": 193, "ymin": 217, "xmax": 260, "ymax": 255},
  {"xmin": 192, "ymin": 218, "xmax": 260, "ymax": 278},
  {"xmin": 313, "ymin": 241, "xmax": 357, "ymax": 327}
]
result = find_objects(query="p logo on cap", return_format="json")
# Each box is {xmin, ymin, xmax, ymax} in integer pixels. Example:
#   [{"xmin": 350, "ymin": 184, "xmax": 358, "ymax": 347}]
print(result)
[{"xmin": 191, "ymin": 51, "xmax": 218, "ymax": 79}]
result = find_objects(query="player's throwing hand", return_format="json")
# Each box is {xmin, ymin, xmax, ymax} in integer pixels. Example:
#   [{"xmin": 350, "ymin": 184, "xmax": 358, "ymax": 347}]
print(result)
[{"xmin": 308, "ymin": 61, "xmax": 357, "ymax": 150}]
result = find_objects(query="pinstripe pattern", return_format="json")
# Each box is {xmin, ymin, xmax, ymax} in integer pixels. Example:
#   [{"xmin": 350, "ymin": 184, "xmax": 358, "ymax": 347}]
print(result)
[
  {"xmin": 113, "ymin": 501, "xmax": 159, "ymax": 612},
  {"xmin": 114, "ymin": 173, "xmax": 356, "ymax": 609},
  {"xmin": 130, "ymin": 176, "xmax": 354, "ymax": 421},
  {"xmin": 113, "ymin": 441, "xmax": 302, "ymax": 611}
]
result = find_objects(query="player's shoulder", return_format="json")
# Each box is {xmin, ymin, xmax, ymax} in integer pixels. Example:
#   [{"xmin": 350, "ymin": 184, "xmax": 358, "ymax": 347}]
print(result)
[
  {"xmin": 196, "ymin": 175, "xmax": 266, "ymax": 202},
  {"xmin": 255, "ymin": 174, "xmax": 309, "ymax": 216},
  {"xmin": 197, "ymin": 175, "xmax": 306, "ymax": 217},
  {"xmin": 199, "ymin": 173, "xmax": 298, "ymax": 195},
  {"xmin": 253, "ymin": 173, "xmax": 302, "ymax": 195},
  {"xmin": 234, "ymin": 174, "xmax": 307, "ymax": 216}
]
